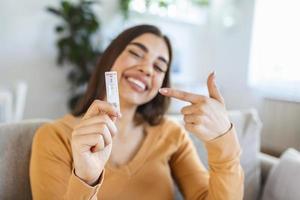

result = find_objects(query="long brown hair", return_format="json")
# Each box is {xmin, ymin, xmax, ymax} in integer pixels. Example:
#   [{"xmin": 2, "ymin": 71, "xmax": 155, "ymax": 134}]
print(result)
[{"xmin": 73, "ymin": 24, "xmax": 173, "ymax": 125}]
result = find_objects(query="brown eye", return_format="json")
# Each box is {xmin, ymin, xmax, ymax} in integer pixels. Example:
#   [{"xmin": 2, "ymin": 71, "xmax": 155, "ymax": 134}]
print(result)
[
  {"xmin": 154, "ymin": 64, "xmax": 166, "ymax": 73},
  {"xmin": 129, "ymin": 50, "xmax": 142, "ymax": 58}
]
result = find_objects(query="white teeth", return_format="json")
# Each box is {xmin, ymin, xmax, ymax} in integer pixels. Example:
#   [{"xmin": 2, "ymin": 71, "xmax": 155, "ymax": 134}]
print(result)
[{"xmin": 127, "ymin": 77, "xmax": 146, "ymax": 90}]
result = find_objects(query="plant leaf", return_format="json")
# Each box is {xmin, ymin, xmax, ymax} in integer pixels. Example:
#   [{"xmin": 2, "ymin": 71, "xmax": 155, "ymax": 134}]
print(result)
[{"xmin": 46, "ymin": 7, "xmax": 62, "ymax": 16}]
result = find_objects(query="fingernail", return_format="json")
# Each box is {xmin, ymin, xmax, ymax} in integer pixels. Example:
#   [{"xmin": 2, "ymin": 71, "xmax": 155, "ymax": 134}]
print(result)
[
  {"xmin": 212, "ymin": 70, "xmax": 216, "ymax": 78},
  {"xmin": 118, "ymin": 112, "xmax": 122, "ymax": 118},
  {"xmin": 159, "ymin": 88, "xmax": 168, "ymax": 94},
  {"xmin": 111, "ymin": 116, "xmax": 117, "ymax": 123}
]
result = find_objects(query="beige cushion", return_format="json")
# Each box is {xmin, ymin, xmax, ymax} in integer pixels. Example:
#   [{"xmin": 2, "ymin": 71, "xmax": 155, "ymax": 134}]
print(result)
[
  {"xmin": 0, "ymin": 119, "xmax": 50, "ymax": 199},
  {"xmin": 229, "ymin": 109, "xmax": 262, "ymax": 200},
  {"xmin": 262, "ymin": 148, "xmax": 300, "ymax": 200}
]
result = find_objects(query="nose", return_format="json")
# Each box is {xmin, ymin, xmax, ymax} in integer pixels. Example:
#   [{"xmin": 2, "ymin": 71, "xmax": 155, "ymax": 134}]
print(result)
[{"xmin": 137, "ymin": 62, "xmax": 153, "ymax": 77}]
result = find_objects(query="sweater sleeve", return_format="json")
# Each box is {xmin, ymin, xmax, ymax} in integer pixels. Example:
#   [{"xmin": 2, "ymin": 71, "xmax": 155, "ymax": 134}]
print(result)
[
  {"xmin": 170, "ymin": 125, "xmax": 244, "ymax": 200},
  {"xmin": 30, "ymin": 123, "xmax": 103, "ymax": 200}
]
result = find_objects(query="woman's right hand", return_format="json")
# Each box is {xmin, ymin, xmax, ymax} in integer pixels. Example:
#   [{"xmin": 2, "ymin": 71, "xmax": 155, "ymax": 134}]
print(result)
[{"xmin": 71, "ymin": 100, "xmax": 121, "ymax": 185}]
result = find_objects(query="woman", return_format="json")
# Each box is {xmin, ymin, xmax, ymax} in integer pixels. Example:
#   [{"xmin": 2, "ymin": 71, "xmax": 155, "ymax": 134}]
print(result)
[{"xmin": 30, "ymin": 24, "xmax": 244, "ymax": 200}]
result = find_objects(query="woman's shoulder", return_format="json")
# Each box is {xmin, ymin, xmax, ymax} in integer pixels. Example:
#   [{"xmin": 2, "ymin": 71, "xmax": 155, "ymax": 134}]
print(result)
[
  {"xmin": 31, "ymin": 114, "xmax": 77, "ymax": 163},
  {"xmin": 33, "ymin": 114, "xmax": 80, "ymax": 147}
]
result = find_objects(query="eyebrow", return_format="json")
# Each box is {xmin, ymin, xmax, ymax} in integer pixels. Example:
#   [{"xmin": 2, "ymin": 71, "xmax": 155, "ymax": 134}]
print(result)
[{"xmin": 129, "ymin": 42, "xmax": 169, "ymax": 65}]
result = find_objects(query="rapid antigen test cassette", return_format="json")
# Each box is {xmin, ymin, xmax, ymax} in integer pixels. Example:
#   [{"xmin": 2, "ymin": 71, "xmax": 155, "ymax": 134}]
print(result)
[{"xmin": 105, "ymin": 71, "xmax": 120, "ymax": 113}]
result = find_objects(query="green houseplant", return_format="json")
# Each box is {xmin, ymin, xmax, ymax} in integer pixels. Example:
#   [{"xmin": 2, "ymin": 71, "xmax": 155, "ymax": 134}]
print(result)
[{"xmin": 47, "ymin": 0, "xmax": 102, "ymax": 111}]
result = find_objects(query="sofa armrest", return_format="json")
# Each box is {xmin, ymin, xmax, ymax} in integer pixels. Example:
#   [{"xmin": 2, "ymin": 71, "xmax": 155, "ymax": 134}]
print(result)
[{"xmin": 259, "ymin": 152, "xmax": 279, "ymax": 187}]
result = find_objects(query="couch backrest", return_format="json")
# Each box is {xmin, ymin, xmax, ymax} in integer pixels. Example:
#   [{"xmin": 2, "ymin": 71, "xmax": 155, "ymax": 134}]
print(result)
[
  {"xmin": 0, "ymin": 119, "xmax": 50, "ymax": 200},
  {"xmin": 169, "ymin": 109, "xmax": 263, "ymax": 200},
  {"xmin": 229, "ymin": 109, "xmax": 263, "ymax": 200}
]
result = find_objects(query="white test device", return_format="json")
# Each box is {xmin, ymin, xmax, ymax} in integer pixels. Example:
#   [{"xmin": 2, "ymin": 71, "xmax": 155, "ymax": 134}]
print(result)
[{"xmin": 105, "ymin": 71, "xmax": 120, "ymax": 113}]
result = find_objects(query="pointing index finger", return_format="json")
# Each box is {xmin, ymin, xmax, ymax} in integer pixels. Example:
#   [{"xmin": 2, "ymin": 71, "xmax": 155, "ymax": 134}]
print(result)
[{"xmin": 159, "ymin": 88, "xmax": 205, "ymax": 104}]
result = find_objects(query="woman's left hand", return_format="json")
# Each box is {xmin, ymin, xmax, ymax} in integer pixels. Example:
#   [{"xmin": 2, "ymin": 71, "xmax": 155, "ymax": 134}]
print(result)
[{"xmin": 159, "ymin": 72, "xmax": 231, "ymax": 142}]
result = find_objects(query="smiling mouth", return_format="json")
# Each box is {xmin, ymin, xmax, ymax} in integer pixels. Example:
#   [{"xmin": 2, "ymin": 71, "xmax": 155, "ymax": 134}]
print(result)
[{"xmin": 126, "ymin": 76, "xmax": 148, "ymax": 91}]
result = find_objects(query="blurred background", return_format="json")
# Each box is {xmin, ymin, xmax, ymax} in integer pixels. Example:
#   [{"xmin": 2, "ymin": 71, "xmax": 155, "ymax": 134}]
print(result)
[{"xmin": 0, "ymin": 0, "xmax": 299, "ymax": 157}]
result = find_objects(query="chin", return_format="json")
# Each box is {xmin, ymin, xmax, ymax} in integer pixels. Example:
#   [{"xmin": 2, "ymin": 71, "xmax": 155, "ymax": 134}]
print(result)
[{"xmin": 122, "ymin": 96, "xmax": 151, "ymax": 107}]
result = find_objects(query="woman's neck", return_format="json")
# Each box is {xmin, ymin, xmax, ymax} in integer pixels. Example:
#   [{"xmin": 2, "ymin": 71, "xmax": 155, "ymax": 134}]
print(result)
[{"xmin": 116, "ymin": 101, "xmax": 140, "ymax": 137}]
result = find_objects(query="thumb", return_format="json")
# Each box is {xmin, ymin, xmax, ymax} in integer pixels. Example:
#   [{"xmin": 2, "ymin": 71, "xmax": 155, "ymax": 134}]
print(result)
[{"xmin": 207, "ymin": 71, "xmax": 225, "ymax": 105}]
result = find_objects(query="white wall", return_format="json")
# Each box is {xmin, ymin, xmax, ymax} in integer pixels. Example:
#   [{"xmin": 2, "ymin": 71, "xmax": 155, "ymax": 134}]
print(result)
[
  {"xmin": 0, "ymin": 0, "xmax": 71, "ymax": 119},
  {"xmin": 210, "ymin": 0, "xmax": 300, "ymax": 155},
  {"xmin": 0, "ymin": 0, "xmax": 210, "ymax": 119},
  {"xmin": 1, "ymin": 0, "xmax": 299, "ymax": 154},
  {"xmin": 211, "ymin": 0, "xmax": 260, "ymax": 109},
  {"xmin": 0, "ymin": 0, "xmax": 119, "ymax": 119}
]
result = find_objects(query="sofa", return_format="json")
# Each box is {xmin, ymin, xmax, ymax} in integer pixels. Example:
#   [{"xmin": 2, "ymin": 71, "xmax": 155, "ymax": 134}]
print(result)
[
  {"xmin": 0, "ymin": 109, "xmax": 296, "ymax": 200},
  {"xmin": 171, "ymin": 109, "xmax": 265, "ymax": 200}
]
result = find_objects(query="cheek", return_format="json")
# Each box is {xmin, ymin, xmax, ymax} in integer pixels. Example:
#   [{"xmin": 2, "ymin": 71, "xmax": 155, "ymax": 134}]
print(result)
[
  {"xmin": 111, "ymin": 57, "xmax": 123, "ymax": 72},
  {"xmin": 112, "ymin": 53, "xmax": 136, "ymax": 71},
  {"xmin": 111, "ymin": 54, "xmax": 135, "ymax": 80},
  {"xmin": 152, "ymin": 74, "xmax": 166, "ymax": 89}
]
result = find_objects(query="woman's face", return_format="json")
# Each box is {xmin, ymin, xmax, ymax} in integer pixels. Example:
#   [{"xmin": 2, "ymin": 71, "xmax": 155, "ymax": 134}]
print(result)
[{"xmin": 111, "ymin": 33, "xmax": 169, "ymax": 107}]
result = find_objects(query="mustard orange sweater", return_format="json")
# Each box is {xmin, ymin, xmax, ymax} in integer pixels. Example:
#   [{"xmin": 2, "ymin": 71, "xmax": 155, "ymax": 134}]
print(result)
[{"xmin": 30, "ymin": 114, "xmax": 244, "ymax": 200}]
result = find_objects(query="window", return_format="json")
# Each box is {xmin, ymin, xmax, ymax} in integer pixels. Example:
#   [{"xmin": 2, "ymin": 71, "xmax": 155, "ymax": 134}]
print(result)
[
  {"xmin": 249, "ymin": 0, "xmax": 300, "ymax": 102},
  {"xmin": 128, "ymin": 0, "xmax": 209, "ymax": 25}
]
